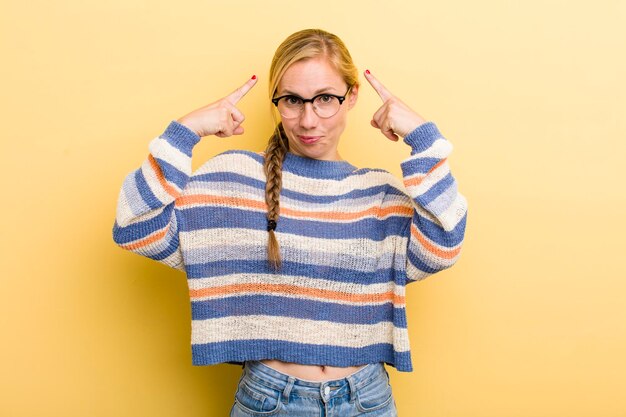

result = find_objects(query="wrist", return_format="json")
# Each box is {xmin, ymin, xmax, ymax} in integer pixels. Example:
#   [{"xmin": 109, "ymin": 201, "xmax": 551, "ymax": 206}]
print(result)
[{"xmin": 176, "ymin": 117, "xmax": 202, "ymax": 137}]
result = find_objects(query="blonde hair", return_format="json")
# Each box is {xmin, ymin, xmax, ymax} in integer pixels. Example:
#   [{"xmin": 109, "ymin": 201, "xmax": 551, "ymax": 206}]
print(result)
[{"xmin": 263, "ymin": 29, "xmax": 359, "ymax": 270}]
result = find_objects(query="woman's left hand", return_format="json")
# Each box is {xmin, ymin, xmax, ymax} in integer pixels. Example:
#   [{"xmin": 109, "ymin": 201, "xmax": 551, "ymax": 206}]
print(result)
[{"xmin": 364, "ymin": 70, "xmax": 427, "ymax": 141}]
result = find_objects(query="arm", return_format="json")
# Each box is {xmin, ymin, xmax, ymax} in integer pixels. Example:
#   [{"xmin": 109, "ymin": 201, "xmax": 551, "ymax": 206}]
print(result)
[
  {"xmin": 362, "ymin": 69, "xmax": 467, "ymax": 283},
  {"xmin": 400, "ymin": 122, "xmax": 467, "ymax": 283},
  {"xmin": 112, "ymin": 76, "xmax": 258, "ymax": 270},
  {"xmin": 112, "ymin": 121, "xmax": 200, "ymax": 270}
]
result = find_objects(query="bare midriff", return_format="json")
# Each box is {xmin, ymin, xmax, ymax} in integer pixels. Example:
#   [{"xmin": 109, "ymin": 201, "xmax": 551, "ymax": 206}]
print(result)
[{"xmin": 260, "ymin": 359, "xmax": 367, "ymax": 382}]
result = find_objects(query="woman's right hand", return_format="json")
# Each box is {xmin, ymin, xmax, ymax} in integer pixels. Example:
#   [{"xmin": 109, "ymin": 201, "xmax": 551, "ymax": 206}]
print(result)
[{"xmin": 176, "ymin": 75, "xmax": 258, "ymax": 138}]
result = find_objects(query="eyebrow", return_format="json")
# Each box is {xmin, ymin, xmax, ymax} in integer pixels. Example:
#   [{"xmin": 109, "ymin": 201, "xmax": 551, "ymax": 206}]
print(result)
[{"xmin": 279, "ymin": 87, "xmax": 339, "ymax": 96}]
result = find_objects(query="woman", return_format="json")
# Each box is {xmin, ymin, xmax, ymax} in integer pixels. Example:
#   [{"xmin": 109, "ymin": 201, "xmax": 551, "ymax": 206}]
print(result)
[{"xmin": 113, "ymin": 29, "xmax": 467, "ymax": 416}]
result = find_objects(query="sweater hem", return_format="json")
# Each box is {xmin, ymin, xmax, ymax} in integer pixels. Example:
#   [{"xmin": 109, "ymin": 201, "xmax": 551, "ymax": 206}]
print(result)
[
  {"xmin": 403, "ymin": 121, "xmax": 442, "ymax": 154},
  {"xmin": 190, "ymin": 340, "xmax": 414, "ymax": 372},
  {"xmin": 163, "ymin": 120, "xmax": 202, "ymax": 156}
]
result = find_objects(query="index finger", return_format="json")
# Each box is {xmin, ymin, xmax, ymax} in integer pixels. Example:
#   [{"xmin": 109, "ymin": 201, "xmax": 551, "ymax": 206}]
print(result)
[
  {"xmin": 364, "ymin": 70, "xmax": 393, "ymax": 102},
  {"xmin": 226, "ymin": 75, "xmax": 258, "ymax": 104}
]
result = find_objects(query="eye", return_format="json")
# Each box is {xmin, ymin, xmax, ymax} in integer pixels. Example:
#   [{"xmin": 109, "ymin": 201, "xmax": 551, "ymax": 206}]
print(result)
[
  {"xmin": 284, "ymin": 96, "xmax": 302, "ymax": 105},
  {"xmin": 317, "ymin": 94, "xmax": 335, "ymax": 104}
]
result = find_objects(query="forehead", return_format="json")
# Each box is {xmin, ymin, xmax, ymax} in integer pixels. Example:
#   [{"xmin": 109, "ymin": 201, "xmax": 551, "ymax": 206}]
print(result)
[{"xmin": 277, "ymin": 57, "xmax": 345, "ymax": 96}]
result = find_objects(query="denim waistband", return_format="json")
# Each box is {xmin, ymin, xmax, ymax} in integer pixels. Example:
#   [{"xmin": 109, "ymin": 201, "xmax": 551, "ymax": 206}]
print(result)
[{"xmin": 242, "ymin": 361, "xmax": 386, "ymax": 401}]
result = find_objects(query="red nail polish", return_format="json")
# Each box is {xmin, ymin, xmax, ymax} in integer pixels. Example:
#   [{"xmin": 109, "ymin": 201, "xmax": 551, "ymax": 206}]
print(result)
[
  {"xmin": 251, "ymin": 75, "xmax": 257, "ymax": 80},
  {"xmin": 365, "ymin": 69, "xmax": 370, "ymax": 75}
]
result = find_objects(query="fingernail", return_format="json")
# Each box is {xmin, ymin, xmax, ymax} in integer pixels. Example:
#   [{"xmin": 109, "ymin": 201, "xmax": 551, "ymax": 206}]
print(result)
[
  {"xmin": 365, "ymin": 69, "xmax": 370, "ymax": 75},
  {"xmin": 251, "ymin": 75, "xmax": 257, "ymax": 80}
]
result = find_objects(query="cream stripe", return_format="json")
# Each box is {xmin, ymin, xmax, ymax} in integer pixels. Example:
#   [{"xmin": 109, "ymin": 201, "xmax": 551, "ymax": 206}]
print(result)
[
  {"xmin": 162, "ymin": 251, "xmax": 185, "ymax": 272},
  {"xmin": 191, "ymin": 315, "xmax": 409, "ymax": 351},
  {"xmin": 409, "ymin": 199, "xmax": 439, "ymax": 225},
  {"xmin": 185, "ymin": 182, "xmax": 263, "ymax": 202},
  {"xmin": 140, "ymin": 158, "xmax": 177, "ymax": 203},
  {"xmin": 187, "ymin": 273, "xmax": 405, "ymax": 300},
  {"xmin": 402, "ymin": 138, "xmax": 452, "ymax": 160},
  {"xmin": 183, "ymin": 243, "xmax": 401, "ymax": 272},
  {"xmin": 180, "ymin": 228, "xmax": 408, "ymax": 259},
  {"xmin": 194, "ymin": 152, "xmax": 405, "ymax": 196},
  {"xmin": 282, "ymin": 170, "xmax": 403, "ymax": 197},
  {"xmin": 115, "ymin": 189, "xmax": 136, "ymax": 226},
  {"xmin": 176, "ymin": 196, "xmax": 412, "ymax": 223},
  {"xmin": 195, "ymin": 152, "xmax": 263, "ymax": 178},
  {"xmin": 404, "ymin": 160, "xmax": 450, "ymax": 196},
  {"xmin": 406, "ymin": 262, "xmax": 431, "ymax": 282},
  {"xmin": 184, "ymin": 182, "xmax": 410, "ymax": 214},
  {"xmin": 427, "ymin": 190, "xmax": 468, "ymax": 233},
  {"xmin": 149, "ymin": 136, "xmax": 192, "ymax": 174},
  {"xmin": 115, "ymin": 197, "xmax": 168, "ymax": 228}
]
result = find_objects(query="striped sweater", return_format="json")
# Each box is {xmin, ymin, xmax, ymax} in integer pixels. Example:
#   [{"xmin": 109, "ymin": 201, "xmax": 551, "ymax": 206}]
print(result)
[{"xmin": 112, "ymin": 120, "xmax": 467, "ymax": 372}]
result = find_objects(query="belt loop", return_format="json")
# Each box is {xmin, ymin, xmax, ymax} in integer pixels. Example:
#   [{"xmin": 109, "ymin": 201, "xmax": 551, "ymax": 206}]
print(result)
[
  {"xmin": 346, "ymin": 374, "xmax": 358, "ymax": 404},
  {"xmin": 282, "ymin": 376, "xmax": 296, "ymax": 404}
]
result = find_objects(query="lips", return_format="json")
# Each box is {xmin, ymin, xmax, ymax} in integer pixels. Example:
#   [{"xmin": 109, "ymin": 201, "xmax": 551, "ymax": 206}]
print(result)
[{"xmin": 298, "ymin": 135, "xmax": 322, "ymax": 144}]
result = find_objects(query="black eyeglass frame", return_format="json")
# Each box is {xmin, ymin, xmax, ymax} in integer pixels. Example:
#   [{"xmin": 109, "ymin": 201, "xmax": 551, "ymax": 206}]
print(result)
[{"xmin": 271, "ymin": 86, "xmax": 353, "ymax": 118}]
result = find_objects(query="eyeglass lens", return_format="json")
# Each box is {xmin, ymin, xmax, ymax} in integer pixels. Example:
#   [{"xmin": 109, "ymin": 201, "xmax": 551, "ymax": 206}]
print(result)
[{"xmin": 277, "ymin": 95, "xmax": 341, "ymax": 119}]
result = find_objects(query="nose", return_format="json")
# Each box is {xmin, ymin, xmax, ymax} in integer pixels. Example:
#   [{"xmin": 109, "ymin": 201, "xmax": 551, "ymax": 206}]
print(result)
[{"xmin": 299, "ymin": 102, "xmax": 319, "ymax": 130}]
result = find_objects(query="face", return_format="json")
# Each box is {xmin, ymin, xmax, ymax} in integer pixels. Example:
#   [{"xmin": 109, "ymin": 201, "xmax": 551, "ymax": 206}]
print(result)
[{"xmin": 276, "ymin": 57, "xmax": 358, "ymax": 161}]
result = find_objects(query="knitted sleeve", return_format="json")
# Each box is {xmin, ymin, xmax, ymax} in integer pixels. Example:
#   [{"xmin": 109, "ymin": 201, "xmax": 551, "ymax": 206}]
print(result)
[
  {"xmin": 112, "ymin": 121, "xmax": 201, "ymax": 271},
  {"xmin": 399, "ymin": 122, "xmax": 468, "ymax": 284}
]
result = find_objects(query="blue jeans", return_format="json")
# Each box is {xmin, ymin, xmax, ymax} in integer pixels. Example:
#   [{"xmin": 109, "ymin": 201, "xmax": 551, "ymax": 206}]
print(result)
[{"xmin": 230, "ymin": 360, "xmax": 398, "ymax": 416}]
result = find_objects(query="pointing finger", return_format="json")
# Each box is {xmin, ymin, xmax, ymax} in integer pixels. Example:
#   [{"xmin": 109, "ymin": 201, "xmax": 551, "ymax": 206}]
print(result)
[
  {"xmin": 364, "ymin": 70, "xmax": 393, "ymax": 102},
  {"xmin": 226, "ymin": 75, "xmax": 258, "ymax": 105},
  {"xmin": 230, "ymin": 105, "xmax": 245, "ymax": 125}
]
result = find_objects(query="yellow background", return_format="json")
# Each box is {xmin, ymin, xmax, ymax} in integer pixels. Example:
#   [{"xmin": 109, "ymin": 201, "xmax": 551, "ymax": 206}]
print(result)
[{"xmin": 1, "ymin": 0, "xmax": 625, "ymax": 415}]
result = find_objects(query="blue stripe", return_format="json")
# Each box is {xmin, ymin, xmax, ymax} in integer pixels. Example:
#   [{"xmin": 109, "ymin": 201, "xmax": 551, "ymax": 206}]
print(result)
[
  {"xmin": 191, "ymin": 294, "xmax": 407, "ymax": 328},
  {"xmin": 411, "ymin": 211, "xmax": 466, "ymax": 247},
  {"xmin": 134, "ymin": 169, "xmax": 163, "ymax": 210},
  {"xmin": 400, "ymin": 157, "xmax": 442, "ymax": 176},
  {"xmin": 190, "ymin": 172, "xmax": 408, "ymax": 204},
  {"xmin": 179, "ymin": 206, "xmax": 409, "ymax": 239},
  {"xmin": 154, "ymin": 157, "xmax": 188, "ymax": 190},
  {"xmin": 425, "ymin": 182, "xmax": 458, "ymax": 216},
  {"xmin": 112, "ymin": 204, "xmax": 174, "ymax": 245},
  {"xmin": 151, "ymin": 234, "xmax": 181, "ymax": 260},
  {"xmin": 220, "ymin": 149, "xmax": 391, "ymax": 181},
  {"xmin": 406, "ymin": 248, "xmax": 442, "ymax": 274},
  {"xmin": 162, "ymin": 120, "xmax": 201, "ymax": 157},
  {"xmin": 190, "ymin": 172, "xmax": 261, "ymax": 189},
  {"xmin": 191, "ymin": 339, "xmax": 413, "ymax": 371},
  {"xmin": 122, "ymin": 172, "xmax": 150, "ymax": 216},
  {"xmin": 383, "ymin": 186, "xmax": 409, "ymax": 197},
  {"xmin": 414, "ymin": 173, "xmax": 455, "ymax": 207},
  {"xmin": 186, "ymin": 259, "xmax": 399, "ymax": 284},
  {"xmin": 183, "ymin": 245, "xmax": 399, "ymax": 273},
  {"xmin": 403, "ymin": 122, "xmax": 442, "ymax": 154}
]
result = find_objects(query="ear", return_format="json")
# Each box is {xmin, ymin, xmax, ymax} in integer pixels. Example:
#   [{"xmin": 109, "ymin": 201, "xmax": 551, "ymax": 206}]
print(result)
[{"xmin": 347, "ymin": 84, "xmax": 359, "ymax": 109}]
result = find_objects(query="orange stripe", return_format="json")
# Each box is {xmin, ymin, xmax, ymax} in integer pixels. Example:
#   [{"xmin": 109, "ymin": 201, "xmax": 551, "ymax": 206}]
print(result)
[
  {"xmin": 410, "ymin": 223, "xmax": 461, "ymax": 259},
  {"xmin": 403, "ymin": 158, "xmax": 447, "ymax": 188},
  {"xmin": 189, "ymin": 283, "xmax": 405, "ymax": 305},
  {"xmin": 120, "ymin": 224, "xmax": 170, "ymax": 251},
  {"xmin": 148, "ymin": 154, "xmax": 178, "ymax": 198},
  {"xmin": 176, "ymin": 195, "xmax": 412, "ymax": 220},
  {"xmin": 177, "ymin": 194, "xmax": 267, "ymax": 210},
  {"xmin": 282, "ymin": 205, "xmax": 412, "ymax": 221}
]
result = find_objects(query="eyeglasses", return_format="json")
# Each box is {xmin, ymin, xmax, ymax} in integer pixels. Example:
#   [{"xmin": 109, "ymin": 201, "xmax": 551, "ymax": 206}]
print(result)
[{"xmin": 271, "ymin": 87, "xmax": 352, "ymax": 119}]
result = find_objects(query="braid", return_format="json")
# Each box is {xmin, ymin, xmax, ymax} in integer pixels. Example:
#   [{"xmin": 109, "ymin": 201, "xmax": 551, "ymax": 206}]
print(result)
[
  {"xmin": 263, "ymin": 29, "xmax": 358, "ymax": 270},
  {"xmin": 263, "ymin": 123, "xmax": 288, "ymax": 270}
]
